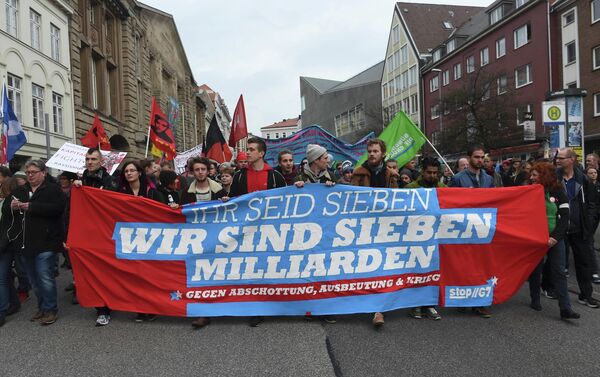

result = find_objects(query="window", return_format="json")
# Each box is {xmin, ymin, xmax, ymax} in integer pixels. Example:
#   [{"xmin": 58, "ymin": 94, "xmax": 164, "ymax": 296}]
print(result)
[
  {"xmin": 266, "ymin": 134, "xmax": 270, "ymax": 139},
  {"xmin": 403, "ymin": 98, "xmax": 410, "ymax": 113},
  {"xmin": 6, "ymin": 0, "xmax": 18, "ymax": 37},
  {"xmin": 392, "ymin": 25, "xmax": 399, "ymax": 44},
  {"xmin": 401, "ymin": 71, "xmax": 409, "ymax": 90},
  {"xmin": 408, "ymin": 65, "xmax": 417, "ymax": 86},
  {"xmin": 480, "ymin": 47, "xmax": 489, "ymax": 66},
  {"xmin": 50, "ymin": 24, "xmax": 61, "ymax": 61},
  {"xmin": 400, "ymin": 44, "xmax": 408, "ymax": 64},
  {"xmin": 563, "ymin": 10, "xmax": 575, "ymax": 26},
  {"xmin": 32, "ymin": 84, "xmax": 45, "ymax": 129},
  {"xmin": 454, "ymin": 63, "xmax": 462, "ymax": 79},
  {"xmin": 497, "ymin": 74, "xmax": 508, "ymax": 94},
  {"xmin": 382, "ymin": 83, "xmax": 388, "ymax": 100},
  {"xmin": 6, "ymin": 74, "xmax": 22, "ymax": 121},
  {"xmin": 275, "ymin": 133, "xmax": 279, "ymax": 138},
  {"xmin": 496, "ymin": 37, "xmax": 506, "ymax": 58},
  {"xmin": 91, "ymin": 59, "xmax": 98, "ymax": 109},
  {"xmin": 389, "ymin": 79, "xmax": 396, "ymax": 95},
  {"xmin": 442, "ymin": 70, "xmax": 449, "ymax": 86},
  {"xmin": 30, "ymin": 9, "xmax": 41, "ymax": 50},
  {"xmin": 447, "ymin": 39, "xmax": 455, "ymax": 53},
  {"xmin": 282, "ymin": 132, "xmax": 286, "ymax": 138},
  {"xmin": 433, "ymin": 49, "xmax": 442, "ymax": 62},
  {"xmin": 516, "ymin": 0, "xmax": 528, "ymax": 8},
  {"xmin": 431, "ymin": 104, "xmax": 439, "ymax": 119},
  {"xmin": 490, "ymin": 7, "xmax": 502, "ymax": 24},
  {"xmin": 514, "ymin": 24, "xmax": 531, "ymax": 49},
  {"xmin": 515, "ymin": 64, "xmax": 532, "ymax": 88},
  {"xmin": 443, "ymin": 21, "xmax": 453, "ymax": 29},
  {"xmin": 387, "ymin": 55, "xmax": 394, "ymax": 73},
  {"xmin": 593, "ymin": 0, "xmax": 600, "ymax": 23},
  {"xmin": 481, "ymin": 82, "xmax": 491, "ymax": 101},
  {"xmin": 466, "ymin": 56, "xmax": 475, "ymax": 73},
  {"xmin": 594, "ymin": 46, "xmax": 600, "ymax": 70},
  {"xmin": 393, "ymin": 51, "xmax": 400, "ymax": 69},
  {"xmin": 430, "ymin": 76, "xmax": 439, "ymax": 92},
  {"xmin": 595, "ymin": 93, "xmax": 600, "ymax": 116},
  {"xmin": 410, "ymin": 94, "xmax": 418, "ymax": 114},
  {"xmin": 395, "ymin": 76, "xmax": 401, "ymax": 93},
  {"xmin": 565, "ymin": 41, "xmax": 576, "ymax": 64},
  {"xmin": 301, "ymin": 96, "xmax": 306, "ymax": 111},
  {"xmin": 566, "ymin": 82, "xmax": 577, "ymax": 89},
  {"xmin": 52, "ymin": 93, "xmax": 63, "ymax": 134}
]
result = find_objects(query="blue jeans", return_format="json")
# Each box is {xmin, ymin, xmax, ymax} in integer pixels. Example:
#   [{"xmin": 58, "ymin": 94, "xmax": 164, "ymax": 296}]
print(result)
[
  {"xmin": 0, "ymin": 251, "xmax": 19, "ymax": 316},
  {"xmin": 529, "ymin": 240, "xmax": 572, "ymax": 311},
  {"xmin": 21, "ymin": 252, "xmax": 58, "ymax": 312}
]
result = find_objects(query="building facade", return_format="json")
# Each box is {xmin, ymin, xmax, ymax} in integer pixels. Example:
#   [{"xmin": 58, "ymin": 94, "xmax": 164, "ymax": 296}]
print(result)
[
  {"xmin": 300, "ymin": 61, "xmax": 384, "ymax": 143},
  {"xmin": 422, "ymin": 0, "xmax": 551, "ymax": 157},
  {"xmin": 0, "ymin": 0, "xmax": 75, "ymax": 167},
  {"xmin": 382, "ymin": 2, "xmax": 482, "ymax": 127},
  {"xmin": 260, "ymin": 117, "xmax": 301, "ymax": 139},
  {"xmin": 69, "ymin": 0, "xmax": 202, "ymax": 158}
]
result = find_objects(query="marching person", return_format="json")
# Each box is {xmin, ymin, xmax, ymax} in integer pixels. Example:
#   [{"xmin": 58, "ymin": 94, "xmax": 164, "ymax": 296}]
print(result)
[
  {"xmin": 449, "ymin": 145, "xmax": 495, "ymax": 318},
  {"xmin": 275, "ymin": 150, "xmax": 298, "ymax": 186},
  {"xmin": 527, "ymin": 162, "xmax": 580, "ymax": 320},
  {"xmin": 351, "ymin": 138, "xmax": 398, "ymax": 327},
  {"xmin": 295, "ymin": 144, "xmax": 335, "ymax": 185},
  {"xmin": 157, "ymin": 170, "xmax": 181, "ymax": 209},
  {"xmin": 11, "ymin": 160, "xmax": 66, "ymax": 326}
]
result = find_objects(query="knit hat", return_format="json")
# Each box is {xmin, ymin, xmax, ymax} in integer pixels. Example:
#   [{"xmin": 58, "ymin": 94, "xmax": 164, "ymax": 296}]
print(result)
[
  {"xmin": 306, "ymin": 144, "xmax": 327, "ymax": 164},
  {"xmin": 159, "ymin": 170, "xmax": 178, "ymax": 187},
  {"xmin": 58, "ymin": 171, "xmax": 78, "ymax": 181},
  {"xmin": 236, "ymin": 152, "xmax": 248, "ymax": 161},
  {"xmin": 13, "ymin": 171, "xmax": 27, "ymax": 180}
]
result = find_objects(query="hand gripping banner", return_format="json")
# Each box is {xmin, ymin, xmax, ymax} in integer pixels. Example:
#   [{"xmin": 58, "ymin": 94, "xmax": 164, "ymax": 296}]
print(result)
[{"xmin": 68, "ymin": 185, "xmax": 548, "ymax": 317}]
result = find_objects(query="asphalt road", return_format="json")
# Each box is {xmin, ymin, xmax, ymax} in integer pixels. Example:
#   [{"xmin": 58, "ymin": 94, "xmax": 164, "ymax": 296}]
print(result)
[{"xmin": 1, "ymin": 264, "xmax": 599, "ymax": 377}]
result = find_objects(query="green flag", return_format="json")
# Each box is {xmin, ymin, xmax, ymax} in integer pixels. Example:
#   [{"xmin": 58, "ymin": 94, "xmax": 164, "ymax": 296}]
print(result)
[{"xmin": 355, "ymin": 111, "xmax": 427, "ymax": 168}]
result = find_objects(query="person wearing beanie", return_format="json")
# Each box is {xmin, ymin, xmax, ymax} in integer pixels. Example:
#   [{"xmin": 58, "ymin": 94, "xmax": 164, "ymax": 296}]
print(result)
[
  {"xmin": 13, "ymin": 171, "xmax": 28, "ymax": 186},
  {"xmin": 351, "ymin": 138, "xmax": 398, "ymax": 327},
  {"xmin": 337, "ymin": 167, "xmax": 353, "ymax": 185},
  {"xmin": 235, "ymin": 151, "xmax": 248, "ymax": 171},
  {"xmin": 294, "ymin": 144, "xmax": 335, "ymax": 185},
  {"xmin": 157, "ymin": 170, "xmax": 180, "ymax": 209}
]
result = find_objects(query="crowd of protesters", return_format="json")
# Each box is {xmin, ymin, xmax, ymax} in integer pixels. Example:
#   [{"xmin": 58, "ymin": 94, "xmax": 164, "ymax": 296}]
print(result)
[{"xmin": 0, "ymin": 136, "xmax": 599, "ymax": 329}]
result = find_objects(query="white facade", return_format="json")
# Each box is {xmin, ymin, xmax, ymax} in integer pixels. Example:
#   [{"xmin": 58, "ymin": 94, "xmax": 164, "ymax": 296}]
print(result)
[
  {"xmin": 260, "ymin": 119, "xmax": 301, "ymax": 139},
  {"xmin": 561, "ymin": 6, "xmax": 580, "ymax": 88},
  {"xmin": 381, "ymin": 9, "xmax": 420, "ymax": 126},
  {"xmin": 0, "ymin": 0, "xmax": 74, "ymax": 163}
]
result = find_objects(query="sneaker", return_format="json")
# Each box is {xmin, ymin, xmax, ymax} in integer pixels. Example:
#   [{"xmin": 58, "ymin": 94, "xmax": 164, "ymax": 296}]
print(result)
[
  {"xmin": 424, "ymin": 307, "xmax": 442, "ymax": 320},
  {"xmin": 560, "ymin": 309, "xmax": 581, "ymax": 320},
  {"xmin": 249, "ymin": 316, "xmax": 263, "ymax": 327},
  {"xmin": 323, "ymin": 316, "xmax": 337, "ymax": 324},
  {"xmin": 410, "ymin": 307, "xmax": 422, "ymax": 319},
  {"xmin": 565, "ymin": 269, "xmax": 570, "ymax": 278},
  {"xmin": 6, "ymin": 303, "xmax": 21, "ymax": 316},
  {"xmin": 529, "ymin": 301, "xmax": 542, "ymax": 311},
  {"xmin": 0, "ymin": 315, "xmax": 5, "ymax": 327},
  {"xmin": 18, "ymin": 291, "xmax": 29, "ymax": 303},
  {"xmin": 578, "ymin": 297, "xmax": 600, "ymax": 308},
  {"xmin": 134, "ymin": 313, "xmax": 146, "ymax": 323},
  {"xmin": 543, "ymin": 290, "xmax": 558, "ymax": 300},
  {"xmin": 145, "ymin": 314, "xmax": 157, "ymax": 322},
  {"xmin": 40, "ymin": 311, "xmax": 58, "ymax": 325},
  {"xmin": 95, "ymin": 314, "xmax": 110, "ymax": 326},
  {"xmin": 191, "ymin": 317, "xmax": 210, "ymax": 329},
  {"xmin": 372, "ymin": 312, "xmax": 384, "ymax": 326},
  {"xmin": 30, "ymin": 311, "xmax": 44, "ymax": 322},
  {"xmin": 473, "ymin": 307, "xmax": 492, "ymax": 318},
  {"xmin": 593, "ymin": 274, "xmax": 600, "ymax": 284},
  {"xmin": 303, "ymin": 314, "xmax": 314, "ymax": 321}
]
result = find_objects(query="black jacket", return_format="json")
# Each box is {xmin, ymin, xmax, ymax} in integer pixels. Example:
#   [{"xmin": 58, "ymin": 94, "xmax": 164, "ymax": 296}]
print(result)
[
  {"xmin": 11, "ymin": 181, "xmax": 67, "ymax": 256},
  {"xmin": 81, "ymin": 167, "xmax": 119, "ymax": 191},
  {"xmin": 548, "ymin": 187, "xmax": 570, "ymax": 242},
  {"xmin": 557, "ymin": 167, "xmax": 597, "ymax": 238},
  {"xmin": 229, "ymin": 166, "xmax": 286, "ymax": 197}
]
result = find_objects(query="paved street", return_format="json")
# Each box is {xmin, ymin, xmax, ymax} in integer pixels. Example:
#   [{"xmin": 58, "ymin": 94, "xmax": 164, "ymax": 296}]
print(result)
[{"xmin": 1, "ymin": 264, "xmax": 599, "ymax": 377}]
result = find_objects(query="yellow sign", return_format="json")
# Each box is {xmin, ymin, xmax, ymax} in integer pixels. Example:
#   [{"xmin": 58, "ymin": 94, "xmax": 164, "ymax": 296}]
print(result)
[{"xmin": 547, "ymin": 106, "xmax": 561, "ymax": 121}]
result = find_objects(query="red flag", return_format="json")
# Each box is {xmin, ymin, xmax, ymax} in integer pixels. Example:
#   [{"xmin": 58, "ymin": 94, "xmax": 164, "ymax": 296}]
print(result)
[
  {"xmin": 228, "ymin": 94, "xmax": 248, "ymax": 148},
  {"xmin": 206, "ymin": 115, "xmax": 232, "ymax": 163},
  {"xmin": 149, "ymin": 97, "xmax": 176, "ymax": 160},
  {"xmin": 81, "ymin": 114, "xmax": 111, "ymax": 150}
]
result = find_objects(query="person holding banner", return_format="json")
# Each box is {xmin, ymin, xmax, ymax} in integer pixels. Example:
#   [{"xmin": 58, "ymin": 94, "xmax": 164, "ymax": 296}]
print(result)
[
  {"xmin": 527, "ymin": 162, "xmax": 580, "ymax": 320},
  {"xmin": 449, "ymin": 145, "xmax": 495, "ymax": 318},
  {"xmin": 350, "ymin": 138, "xmax": 399, "ymax": 327},
  {"xmin": 294, "ymin": 144, "xmax": 335, "ymax": 186},
  {"xmin": 275, "ymin": 150, "xmax": 298, "ymax": 186},
  {"xmin": 157, "ymin": 170, "xmax": 180, "ymax": 209},
  {"xmin": 119, "ymin": 160, "xmax": 160, "ymax": 202}
]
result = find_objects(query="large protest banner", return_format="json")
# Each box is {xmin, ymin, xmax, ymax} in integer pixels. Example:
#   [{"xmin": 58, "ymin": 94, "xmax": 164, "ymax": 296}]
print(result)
[{"xmin": 68, "ymin": 185, "xmax": 548, "ymax": 317}]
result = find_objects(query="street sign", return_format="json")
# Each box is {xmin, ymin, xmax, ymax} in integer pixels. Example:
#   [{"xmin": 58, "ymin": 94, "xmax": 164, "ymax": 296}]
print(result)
[
  {"xmin": 542, "ymin": 100, "xmax": 566, "ymax": 126},
  {"xmin": 522, "ymin": 120, "xmax": 535, "ymax": 141}
]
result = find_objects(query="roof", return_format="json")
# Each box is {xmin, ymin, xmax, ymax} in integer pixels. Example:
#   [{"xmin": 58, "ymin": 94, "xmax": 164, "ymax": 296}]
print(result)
[
  {"xmin": 301, "ymin": 60, "xmax": 384, "ymax": 95},
  {"xmin": 261, "ymin": 117, "xmax": 300, "ymax": 130},
  {"xmin": 301, "ymin": 77, "xmax": 342, "ymax": 94},
  {"xmin": 396, "ymin": 2, "xmax": 484, "ymax": 54},
  {"xmin": 197, "ymin": 84, "xmax": 217, "ymax": 102}
]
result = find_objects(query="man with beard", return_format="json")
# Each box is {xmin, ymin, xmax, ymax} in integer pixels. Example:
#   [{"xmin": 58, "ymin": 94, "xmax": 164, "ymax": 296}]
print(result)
[
  {"xmin": 483, "ymin": 154, "xmax": 503, "ymax": 187},
  {"xmin": 275, "ymin": 149, "xmax": 298, "ymax": 186},
  {"xmin": 350, "ymin": 139, "xmax": 398, "ymax": 327},
  {"xmin": 449, "ymin": 145, "xmax": 494, "ymax": 318}
]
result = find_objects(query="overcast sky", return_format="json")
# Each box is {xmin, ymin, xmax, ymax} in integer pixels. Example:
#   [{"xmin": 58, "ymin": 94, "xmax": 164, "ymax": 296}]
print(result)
[{"xmin": 142, "ymin": 0, "xmax": 493, "ymax": 136}]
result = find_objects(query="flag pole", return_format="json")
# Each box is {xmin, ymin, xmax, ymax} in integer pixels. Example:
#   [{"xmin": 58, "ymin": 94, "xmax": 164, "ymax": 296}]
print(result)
[
  {"xmin": 145, "ymin": 118, "xmax": 151, "ymax": 159},
  {"xmin": 408, "ymin": 117, "xmax": 455, "ymax": 175}
]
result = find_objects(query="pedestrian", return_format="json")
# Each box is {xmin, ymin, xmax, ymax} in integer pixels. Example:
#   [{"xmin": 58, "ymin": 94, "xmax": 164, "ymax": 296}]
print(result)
[
  {"xmin": 275, "ymin": 149, "xmax": 298, "ymax": 186},
  {"xmin": 234, "ymin": 151, "xmax": 248, "ymax": 171},
  {"xmin": 337, "ymin": 167, "xmax": 353, "ymax": 185},
  {"xmin": 219, "ymin": 167, "xmax": 234, "ymax": 196},
  {"xmin": 11, "ymin": 160, "xmax": 66, "ymax": 326},
  {"xmin": 585, "ymin": 166, "xmax": 600, "ymax": 284},
  {"xmin": 400, "ymin": 158, "xmax": 419, "ymax": 181},
  {"xmin": 350, "ymin": 138, "xmax": 398, "ymax": 327},
  {"xmin": 119, "ymin": 160, "xmax": 160, "ymax": 201},
  {"xmin": 13, "ymin": 171, "xmax": 27, "ymax": 186},
  {"xmin": 585, "ymin": 153, "xmax": 599, "ymax": 170},
  {"xmin": 385, "ymin": 160, "xmax": 401, "ymax": 187},
  {"xmin": 295, "ymin": 144, "xmax": 335, "ymax": 185},
  {"xmin": 179, "ymin": 156, "xmax": 226, "ymax": 329},
  {"xmin": 405, "ymin": 156, "xmax": 445, "ymax": 321},
  {"xmin": 449, "ymin": 144, "xmax": 494, "ymax": 318},
  {"xmin": 483, "ymin": 154, "xmax": 503, "ymax": 187},
  {"xmin": 553, "ymin": 148, "xmax": 599, "ymax": 308},
  {"xmin": 157, "ymin": 170, "xmax": 180, "ymax": 209},
  {"xmin": 514, "ymin": 161, "xmax": 532, "ymax": 186},
  {"xmin": 527, "ymin": 162, "xmax": 580, "ymax": 320},
  {"xmin": 456, "ymin": 157, "xmax": 469, "ymax": 173}
]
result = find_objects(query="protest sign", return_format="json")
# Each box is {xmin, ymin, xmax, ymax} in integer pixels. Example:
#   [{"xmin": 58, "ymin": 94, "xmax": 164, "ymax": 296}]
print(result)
[
  {"xmin": 46, "ymin": 142, "xmax": 127, "ymax": 175},
  {"xmin": 174, "ymin": 144, "xmax": 203, "ymax": 174},
  {"xmin": 69, "ymin": 185, "xmax": 548, "ymax": 317}
]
